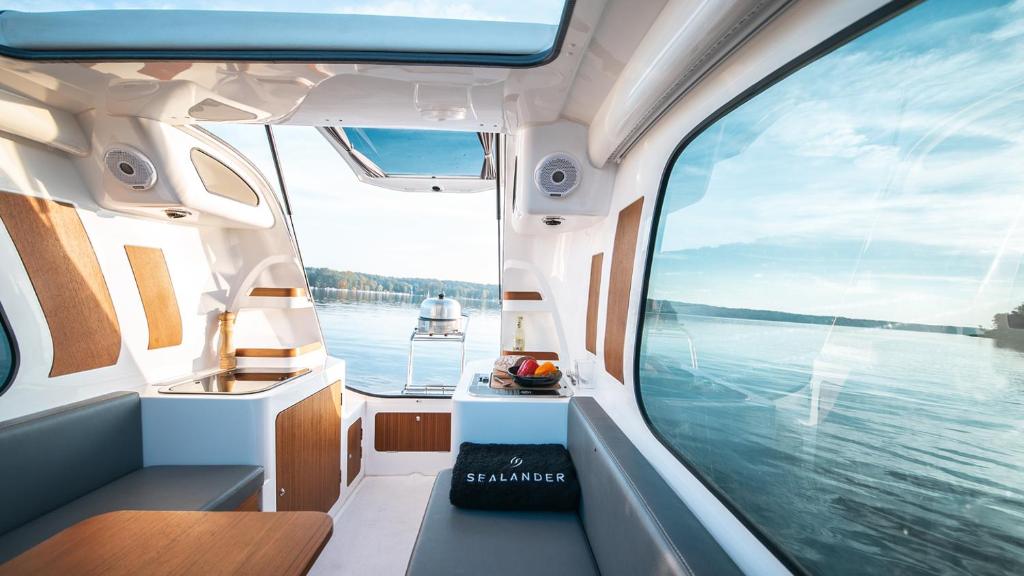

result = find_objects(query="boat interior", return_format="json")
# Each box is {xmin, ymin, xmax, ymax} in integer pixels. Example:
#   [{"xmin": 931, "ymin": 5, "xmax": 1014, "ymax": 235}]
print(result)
[{"xmin": 0, "ymin": 1, "xmax": 1022, "ymax": 575}]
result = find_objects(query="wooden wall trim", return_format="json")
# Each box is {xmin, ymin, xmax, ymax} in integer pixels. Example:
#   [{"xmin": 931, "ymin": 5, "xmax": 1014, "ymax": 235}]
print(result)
[
  {"xmin": 250, "ymin": 287, "xmax": 306, "ymax": 298},
  {"xmin": 0, "ymin": 193, "xmax": 120, "ymax": 377},
  {"xmin": 604, "ymin": 197, "xmax": 644, "ymax": 383},
  {"xmin": 500, "ymin": 350, "xmax": 559, "ymax": 360},
  {"xmin": 236, "ymin": 342, "xmax": 322, "ymax": 358},
  {"xmin": 586, "ymin": 252, "xmax": 604, "ymax": 355},
  {"xmin": 502, "ymin": 291, "xmax": 543, "ymax": 301},
  {"xmin": 374, "ymin": 412, "xmax": 451, "ymax": 452},
  {"xmin": 125, "ymin": 246, "xmax": 182, "ymax": 350}
]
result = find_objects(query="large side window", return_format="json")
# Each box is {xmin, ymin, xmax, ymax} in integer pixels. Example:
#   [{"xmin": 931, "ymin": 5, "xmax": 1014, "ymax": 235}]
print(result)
[
  {"xmin": 0, "ymin": 305, "xmax": 15, "ymax": 395},
  {"xmin": 638, "ymin": 1, "xmax": 1024, "ymax": 575}
]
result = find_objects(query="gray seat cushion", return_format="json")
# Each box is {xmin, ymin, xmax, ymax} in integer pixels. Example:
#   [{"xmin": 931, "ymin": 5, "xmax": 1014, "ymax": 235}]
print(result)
[
  {"xmin": 406, "ymin": 469, "xmax": 598, "ymax": 576},
  {"xmin": 0, "ymin": 464, "xmax": 263, "ymax": 563},
  {"xmin": 0, "ymin": 392, "xmax": 143, "ymax": 536},
  {"xmin": 568, "ymin": 398, "xmax": 741, "ymax": 576}
]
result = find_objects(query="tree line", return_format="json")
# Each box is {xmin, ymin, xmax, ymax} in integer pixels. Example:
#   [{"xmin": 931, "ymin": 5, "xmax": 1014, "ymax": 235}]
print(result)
[{"xmin": 305, "ymin": 267, "xmax": 498, "ymax": 301}]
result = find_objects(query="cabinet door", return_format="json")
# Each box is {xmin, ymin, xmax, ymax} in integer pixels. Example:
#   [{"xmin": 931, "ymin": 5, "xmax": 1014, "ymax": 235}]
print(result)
[
  {"xmin": 347, "ymin": 418, "xmax": 362, "ymax": 486},
  {"xmin": 374, "ymin": 412, "xmax": 451, "ymax": 452},
  {"xmin": 275, "ymin": 382, "xmax": 341, "ymax": 512}
]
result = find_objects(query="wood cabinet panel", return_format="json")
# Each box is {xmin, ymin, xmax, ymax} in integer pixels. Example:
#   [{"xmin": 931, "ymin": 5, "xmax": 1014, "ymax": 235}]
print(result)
[
  {"xmin": 604, "ymin": 197, "xmax": 644, "ymax": 383},
  {"xmin": 275, "ymin": 382, "xmax": 341, "ymax": 512},
  {"xmin": 586, "ymin": 252, "xmax": 604, "ymax": 354},
  {"xmin": 374, "ymin": 412, "xmax": 451, "ymax": 452},
  {"xmin": 347, "ymin": 418, "xmax": 362, "ymax": 486}
]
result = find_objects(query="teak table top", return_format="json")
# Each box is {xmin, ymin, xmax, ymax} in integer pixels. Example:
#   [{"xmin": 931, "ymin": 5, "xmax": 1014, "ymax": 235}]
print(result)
[{"xmin": 0, "ymin": 510, "xmax": 333, "ymax": 576}]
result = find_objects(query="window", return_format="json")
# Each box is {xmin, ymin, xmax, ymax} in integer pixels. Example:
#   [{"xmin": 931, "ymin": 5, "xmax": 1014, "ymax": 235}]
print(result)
[
  {"xmin": 637, "ymin": 2, "xmax": 1024, "ymax": 575},
  {"xmin": 0, "ymin": 2, "xmax": 571, "ymax": 65},
  {"xmin": 340, "ymin": 128, "xmax": 491, "ymax": 178},
  {"xmin": 0, "ymin": 305, "xmax": 15, "ymax": 395},
  {"xmin": 207, "ymin": 125, "xmax": 500, "ymax": 397}
]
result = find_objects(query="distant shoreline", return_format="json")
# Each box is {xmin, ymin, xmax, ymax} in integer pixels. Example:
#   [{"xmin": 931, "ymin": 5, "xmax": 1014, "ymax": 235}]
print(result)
[
  {"xmin": 305, "ymin": 267, "xmax": 498, "ymax": 302},
  {"xmin": 311, "ymin": 286, "xmax": 499, "ymax": 303},
  {"xmin": 647, "ymin": 300, "xmax": 981, "ymax": 336}
]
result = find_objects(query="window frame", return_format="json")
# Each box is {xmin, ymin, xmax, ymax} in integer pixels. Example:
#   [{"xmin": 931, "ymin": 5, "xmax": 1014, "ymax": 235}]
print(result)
[
  {"xmin": 631, "ymin": 1, "xmax": 924, "ymax": 574},
  {"xmin": 0, "ymin": 2, "xmax": 575, "ymax": 68},
  {"xmin": 0, "ymin": 301, "xmax": 19, "ymax": 397}
]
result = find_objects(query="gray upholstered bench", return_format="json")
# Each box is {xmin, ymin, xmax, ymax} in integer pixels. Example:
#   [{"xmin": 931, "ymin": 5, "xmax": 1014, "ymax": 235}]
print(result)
[
  {"xmin": 0, "ymin": 392, "xmax": 263, "ymax": 563},
  {"xmin": 406, "ymin": 397, "xmax": 742, "ymax": 576}
]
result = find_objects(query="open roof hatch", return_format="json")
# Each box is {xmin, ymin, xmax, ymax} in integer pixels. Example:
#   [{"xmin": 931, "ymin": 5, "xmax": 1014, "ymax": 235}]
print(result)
[{"xmin": 320, "ymin": 127, "xmax": 496, "ymax": 194}]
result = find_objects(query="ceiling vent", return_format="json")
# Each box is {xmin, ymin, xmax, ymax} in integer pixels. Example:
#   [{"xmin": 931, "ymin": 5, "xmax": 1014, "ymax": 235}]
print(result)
[
  {"xmin": 534, "ymin": 153, "xmax": 581, "ymax": 198},
  {"xmin": 104, "ymin": 147, "xmax": 157, "ymax": 190}
]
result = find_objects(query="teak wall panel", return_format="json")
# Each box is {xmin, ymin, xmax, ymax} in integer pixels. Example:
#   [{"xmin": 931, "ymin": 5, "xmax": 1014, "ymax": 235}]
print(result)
[
  {"xmin": 586, "ymin": 252, "xmax": 604, "ymax": 355},
  {"xmin": 275, "ymin": 382, "xmax": 341, "ymax": 512},
  {"xmin": 347, "ymin": 418, "xmax": 362, "ymax": 486},
  {"xmin": 374, "ymin": 412, "xmax": 451, "ymax": 452},
  {"xmin": 0, "ymin": 193, "xmax": 120, "ymax": 376},
  {"xmin": 124, "ymin": 246, "xmax": 182, "ymax": 350},
  {"xmin": 604, "ymin": 197, "xmax": 644, "ymax": 383}
]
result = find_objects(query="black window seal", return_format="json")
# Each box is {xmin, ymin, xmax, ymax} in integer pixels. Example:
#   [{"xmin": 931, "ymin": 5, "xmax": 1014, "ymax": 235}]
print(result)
[
  {"xmin": 0, "ymin": 1, "xmax": 574, "ymax": 68},
  {"xmin": 631, "ymin": 1, "xmax": 922, "ymax": 574},
  {"xmin": 0, "ymin": 301, "xmax": 19, "ymax": 397}
]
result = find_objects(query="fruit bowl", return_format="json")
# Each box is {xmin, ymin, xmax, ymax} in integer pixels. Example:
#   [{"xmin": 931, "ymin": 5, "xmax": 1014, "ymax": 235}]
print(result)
[{"xmin": 512, "ymin": 370, "xmax": 562, "ymax": 388}]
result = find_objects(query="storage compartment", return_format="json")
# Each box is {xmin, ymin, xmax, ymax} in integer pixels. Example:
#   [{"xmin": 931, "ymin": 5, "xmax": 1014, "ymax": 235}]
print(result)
[
  {"xmin": 275, "ymin": 382, "xmax": 341, "ymax": 512},
  {"xmin": 374, "ymin": 412, "xmax": 451, "ymax": 452}
]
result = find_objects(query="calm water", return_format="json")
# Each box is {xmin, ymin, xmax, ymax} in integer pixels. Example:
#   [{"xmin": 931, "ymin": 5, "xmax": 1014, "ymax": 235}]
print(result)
[
  {"xmin": 314, "ymin": 290, "xmax": 499, "ymax": 393},
  {"xmin": 640, "ymin": 315, "xmax": 1024, "ymax": 575}
]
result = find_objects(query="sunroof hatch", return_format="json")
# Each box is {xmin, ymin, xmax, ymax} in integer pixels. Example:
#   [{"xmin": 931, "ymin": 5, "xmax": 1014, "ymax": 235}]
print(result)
[{"xmin": 321, "ymin": 127, "xmax": 495, "ymax": 193}]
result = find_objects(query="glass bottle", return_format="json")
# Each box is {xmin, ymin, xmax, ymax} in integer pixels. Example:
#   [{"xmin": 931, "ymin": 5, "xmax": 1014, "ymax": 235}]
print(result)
[{"xmin": 513, "ymin": 315, "xmax": 525, "ymax": 352}]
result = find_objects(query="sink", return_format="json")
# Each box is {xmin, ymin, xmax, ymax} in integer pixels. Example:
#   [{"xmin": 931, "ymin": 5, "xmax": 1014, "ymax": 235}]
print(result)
[{"xmin": 158, "ymin": 368, "xmax": 312, "ymax": 395}]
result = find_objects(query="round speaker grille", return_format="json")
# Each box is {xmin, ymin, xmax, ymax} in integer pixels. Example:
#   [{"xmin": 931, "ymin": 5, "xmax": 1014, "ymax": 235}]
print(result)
[
  {"xmin": 535, "ymin": 153, "xmax": 581, "ymax": 198},
  {"xmin": 104, "ymin": 148, "xmax": 157, "ymax": 190}
]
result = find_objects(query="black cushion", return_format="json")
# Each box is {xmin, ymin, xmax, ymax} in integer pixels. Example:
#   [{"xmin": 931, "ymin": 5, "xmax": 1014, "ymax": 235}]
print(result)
[
  {"xmin": 406, "ymin": 469, "xmax": 598, "ymax": 576},
  {"xmin": 0, "ymin": 392, "xmax": 143, "ymax": 536},
  {"xmin": 0, "ymin": 464, "xmax": 263, "ymax": 563},
  {"xmin": 568, "ymin": 397, "xmax": 742, "ymax": 576},
  {"xmin": 450, "ymin": 443, "xmax": 580, "ymax": 511}
]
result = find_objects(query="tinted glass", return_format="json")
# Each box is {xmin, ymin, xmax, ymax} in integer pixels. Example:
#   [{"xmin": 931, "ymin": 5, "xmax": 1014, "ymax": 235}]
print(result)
[
  {"xmin": 0, "ymin": 308, "xmax": 12, "ymax": 392},
  {"xmin": 0, "ymin": 2, "xmax": 567, "ymax": 62},
  {"xmin": 638, "ymin": 1, "xmax": 1024, "ymax": 574},
  {"xmin": 1, "ymin": 1, "xmax": 566, "ymax": 23},
  {"xmin": 345, "ymin": 128, "xmax": 484, "ymax": 177}
]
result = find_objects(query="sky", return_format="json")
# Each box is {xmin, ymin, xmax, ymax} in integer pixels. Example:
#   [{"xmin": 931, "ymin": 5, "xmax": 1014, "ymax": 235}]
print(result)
[
  {"xmin": 208, "ymin": 125, "xmax": 499, "ymax": 285},
  {"xmin": 649, "ymin": 0, "xmax": 1024, "ymax": 328},
  {"xmin": 0, "ymin": 1, "xmax": 566, "ymax": 24}
]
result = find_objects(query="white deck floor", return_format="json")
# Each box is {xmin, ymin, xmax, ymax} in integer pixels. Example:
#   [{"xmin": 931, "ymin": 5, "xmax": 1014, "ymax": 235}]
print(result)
[{"xmin": 310, "ymin": 474, "xmax": 436, "ymax": 576}]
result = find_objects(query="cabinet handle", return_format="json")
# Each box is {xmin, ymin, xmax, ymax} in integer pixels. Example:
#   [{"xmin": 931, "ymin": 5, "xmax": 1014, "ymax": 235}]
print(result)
[
  {"xmin": 415, "ymin": 415, "xmax": 421, "ymax": 422},
  {"xmin": 279, "ymin": 488, "xmax": 286, "ymax": 497}
]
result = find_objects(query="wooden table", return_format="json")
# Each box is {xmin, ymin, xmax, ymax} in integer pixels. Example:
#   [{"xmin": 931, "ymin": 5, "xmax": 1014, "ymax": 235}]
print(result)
[{"xmin": 0, "ymin": 510, "xmax": 333, "ymax": 576}]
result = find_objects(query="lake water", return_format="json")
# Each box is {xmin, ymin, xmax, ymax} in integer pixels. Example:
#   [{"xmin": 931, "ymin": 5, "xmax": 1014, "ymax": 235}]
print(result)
[
  {"xmin": 640, "ymin": 314, "xmax": 1024, "ymax": 576},
  {"xmin": 315, "ymin": 294, "xmax": 1024, "ymax": 573},
  {"xmin": 314, "ymin": 290, "xmax": 500, "ymax": 393}
]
